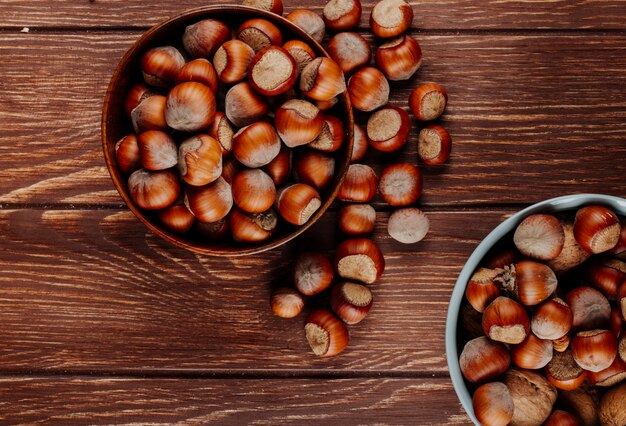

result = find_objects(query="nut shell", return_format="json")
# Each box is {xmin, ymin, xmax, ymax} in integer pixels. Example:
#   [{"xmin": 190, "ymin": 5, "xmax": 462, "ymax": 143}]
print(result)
[
  {"xmin": 115, "ymin": 134, "xmax": 142, "ymax": 175},
  {"xmin": 128, "ymin": 168, "xmax": 180, "ymax": 211},
  {"xmin": 138, "ymin": 130, "xmax": 178, "ymax": 171},
  {"xmin": 409, "ymin": 82, "xmax": 448, "ymax": 122},
  {"xmin": 513, "ymin": 214, "xmax": 565, "ymax": 261},
  {"xmin": 178, "ymin": 134, "xmax": 223, "ymax": 186},
  {"xmin": 293, "ymin": 252, "xmax": 334, "ymax": 296},
  {"xmin": 141, "ymin": 46, "xmax": 185, "ymax": 88},
  {"xmin": 165, "ymin": 82, "xmax": 216, "ymax": 132},
  {"xmin": 225, "ymin": 82, "xmax": 269, "ymax": 128},
  {"xmin": 270, "ymin": 287, "xmax": 304, "ymax": 319},
  {"xmin": 482, "ymin": 296, "xmax": 530, "ymax": 344},
  {"xmin": 502, "ymin": 369, "xmax": 557, "ymax": 426},
  {"xmin": 366, "ymin": 105, "xmax": 411, "ymax": 152},
  {"xmin": 378, "ymin": 163, "xmax": 422, "ymax": 207},
  {"xmin": 460, "ymin": 336, "xmax": 510, "ymax": 384},
  {"xmin": 571, "ymin": 329, "xmax": 617, "ymax": 372},
  {"xmin": 375, "ymin": 35, "xmax": 422, "ymax": 81},
  {"xmin": 308, "ymin": 114, "xmax": 344, "ymax": 153},
  {"xmin": 236, "ymin": 18, "xmax": 283, "ymax": 53},
  {"xmin": 275, "ymin": 99, "xmax": 324, "ymax": 147},
  {"xmin": 184, "ymin": 177, "xmax": 233, "ymax": 223},
  {"xmin": 330, "ymin": 282, "xmax": 373, "ymax": 324},
  {"xmin": 335, "ymin": 238, "xmax": 385, "ymax": 285},
  {"xmin": 546, "ymin": 348, "xmax": 587, "ymax": 391},
  {"xmin": 285, "ymin": 10, "xmax": 325, "ymax": 43},
  {"xmin": 347, "ymin": 67, "xmax": 390, "ymax": 112},
  {"xmin": 175, "ymin": 58, "xmax": 219, "ymax": 92},
  {"xmin": 229, "ymin": 208, "xmax": 278, "ymax": 243},
  {"xmin": 337, "ymin": 164, "xmax": 377, "ymax": 203},
  {"xmin": 465, "ymin": 268, "xmax": 501, "ymax": 313},
  {"xmin": 327, "ymin": 32, "xmax": 371, "ymax": 75},
  {"xmin": 248, "ymin": 46, "xmax": 298, "ymax": 96},
  {"xmin": 387, "ymin": 208, "xmax": 430, "ymax": 244},
  {"xmin": 293, "ymin": 150, "xmax": 335, "ymax": 191},
  {"xmin": 369, "ymin": 0, "xmax": 413, "ymax": 38},
  {"xmin": 418, "ymin": 125, "xmax": 452, "ymax": 166},
  {"xmin": 232, "ymin": 169, "xmax": 276, "ymax": 213},
  {"xmin": 182, "ymin": 19, "xmax": 230, "ymax": 58},
  {"xmin": 300, "ymin": 57, "xmax": 346, "ymax": 102},
  {"xmin": 472, "ymin": 382, "xmax": 514, "ymax": 426},
  {"xmin": 338, "ymin": 204, "xmax": 376, "ymax": 236},
  {"xmin": 574, "ymin": 205, "xmax": 621, "ymax": 254},
  {"xmin": 277, "ymin": 183, "xmax": 321, "ymax": 226},
  {"xmin": 214, "ymin": 40, "xmax": 256, "ymax": 84},
  {"xmin": 511, "ymin": 332, "xmax": 553, "ymax": 370},
  {"xmin": 599, "ymin": 382, "xmax": 626, "ymax": 426},
  {"xmin": 305, "ymin": 310, "xmax": 350, "ymax": 357},
  {"xmin": 232, "ymin": 121, "xmax": 281, "ymax": 168},
  {"xmin": 157, "ymin": 202, "xmax": 196, "ymax": 234},
  {"xmin": 323, "ymin": 0, "xmax": 362, "ymax": 31}
]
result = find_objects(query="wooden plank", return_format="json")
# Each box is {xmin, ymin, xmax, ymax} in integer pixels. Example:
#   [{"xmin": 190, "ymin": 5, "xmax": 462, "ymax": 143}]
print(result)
[
  {"xmin": 0, "ymin": 376, "xmax": 467, "ymax": 424},
  {"xmin": 1, "ymin": 33, "xmax": 625, "ymax": 207},
  {"xmin": 0, "ymin": 208, "xmax": 512, "ymax": 373},
  {"xmin": 3, "ymin": 0, "xmax": 626, "ymax": 30}
]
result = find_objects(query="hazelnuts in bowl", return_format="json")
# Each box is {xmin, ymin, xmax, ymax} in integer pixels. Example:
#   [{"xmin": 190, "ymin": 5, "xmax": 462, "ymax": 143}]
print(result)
[
  {"xmin": 446, "ymin": 194, "xmax": 626, "ymax": 425},
  {"xmin": 102, "ymin": 6, "xmax": 354, "ymax": 256}
]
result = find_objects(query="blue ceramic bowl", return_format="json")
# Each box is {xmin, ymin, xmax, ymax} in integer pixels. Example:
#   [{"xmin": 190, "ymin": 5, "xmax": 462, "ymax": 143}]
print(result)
[{"xmin": 445, "ymin": 193, "xmax": 626, "ymax": 424}]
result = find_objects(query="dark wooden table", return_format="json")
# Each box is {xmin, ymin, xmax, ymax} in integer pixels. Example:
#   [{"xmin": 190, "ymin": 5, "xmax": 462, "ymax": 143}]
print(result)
[{"xmin": 1, "ymin": 0, "xmax": 626, "ymax": 424}]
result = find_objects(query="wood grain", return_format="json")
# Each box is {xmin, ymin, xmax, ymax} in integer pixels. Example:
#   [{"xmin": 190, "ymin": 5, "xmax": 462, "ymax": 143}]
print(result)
[
  {"xmin": 1, "ymin": 33, "xmax": 625, "ymax": 207},
  {"xmin": 3, "ymin": 0, "xmax": 626, "ymax": 30},
  {"xmin": 0, "ymin": 208, "xmax": 512, "ymax": 373},
  {"xmin": 0, "ymin": 376, "xmax": 466, "ymax": 424}
]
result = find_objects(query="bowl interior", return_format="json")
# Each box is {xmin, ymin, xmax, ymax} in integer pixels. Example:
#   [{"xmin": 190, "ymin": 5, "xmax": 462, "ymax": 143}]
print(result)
[
  {"xmin": 102, "ymin": 5, "xmax": 354, "ymax": 257},
  {"xmin": 445, "ymin": 193, "xmax": 626, "ymax": 425}
]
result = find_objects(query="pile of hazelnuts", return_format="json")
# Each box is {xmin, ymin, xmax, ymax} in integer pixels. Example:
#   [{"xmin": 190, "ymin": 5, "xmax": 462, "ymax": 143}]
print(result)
[
  {"xmin": 459, "ymin": 205, "xmax": 626, "ymax": 425},
  {"xmin": 116, "ymin": 0, "xmax": 452, "ymax": 356},
  {"xmin": 238, "ymin": 0, "xmax": 450, "ymax": 357}
]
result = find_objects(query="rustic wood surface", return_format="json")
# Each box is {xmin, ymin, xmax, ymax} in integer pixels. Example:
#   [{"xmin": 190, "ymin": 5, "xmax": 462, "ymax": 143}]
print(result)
[{"xmin": 1, "ymin": 0, "xmax": 625, "ymax": 424}]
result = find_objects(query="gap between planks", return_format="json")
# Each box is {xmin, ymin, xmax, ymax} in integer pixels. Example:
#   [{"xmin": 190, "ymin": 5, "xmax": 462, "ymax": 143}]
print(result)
[
  {"xmin": 0, "ymin": 369, "xmax": 451, "ymax": 380},
  {"xmin": 0, "ymin": 203, "xmax": 542, "ymax": 212},
  {"xmin": 3, "ymin": 27, "xmax": 626, "ymax": 35}
]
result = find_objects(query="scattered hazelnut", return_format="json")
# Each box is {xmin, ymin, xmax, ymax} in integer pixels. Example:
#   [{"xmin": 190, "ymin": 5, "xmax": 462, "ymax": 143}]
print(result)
[
  {"xmin": 327, "ymin": 32, "xmax": 372, "ymax": 76},
  {"xmin": 366, "ymin": 105, "xmax": 411, "ymax": 152},
  {"xmin": 387, "ymin": 208, "xmax": 430, "ymax": 244},
  {"xmin": 378, "ymin": 163, "xmax": 422, "ymax": 207},
  {"xmin": 323, "ymin": 0, "xmax": 362, "ymax": 31},
  {"xmin": 417, "ymin": 125, "xmax": 452, "ymax": 166},
  {"xmin": 409, "ymin": 82, "xmax": 448, "ymax": 122},
  {"xmin": 335, "ymin": 238, "xmax": 385, "ymax": 284},
  {"xmin": 293, "ymin": 252, "xmax": 334, "ymax": 296},
  {"xmin": 271, "ymin": 287, "xmax": 304, "ymax": 319},
  {"xmin": 369, "ymin": 0, "xmax": 413, "ymax": 38}
]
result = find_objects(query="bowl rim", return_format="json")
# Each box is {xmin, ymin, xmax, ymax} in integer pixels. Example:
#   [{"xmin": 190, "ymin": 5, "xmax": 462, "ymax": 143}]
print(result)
[
  {"xmin": 101, "ymin": 5, "xmax": 354, "ymax": 257},
  {"xmin": 445, "ymin": 193, "xmax": 626, "ymax": 424}
]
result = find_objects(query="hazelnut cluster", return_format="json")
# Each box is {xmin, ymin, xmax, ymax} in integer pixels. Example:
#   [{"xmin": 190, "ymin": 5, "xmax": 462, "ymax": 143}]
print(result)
[
  {"xmin": 261, "ymin": 0, "xmax": 453, "ymax": 357},
  {"xmin": 117, "ymin": 13, "xmax": 354, "ymax": 243},
  {"xmin": 272, "ymin": 240, "xmax": 384, "ymax": 356},
  {"xmin": 459, "ymin": 205, "xmax": 626, "ymax": 425}
]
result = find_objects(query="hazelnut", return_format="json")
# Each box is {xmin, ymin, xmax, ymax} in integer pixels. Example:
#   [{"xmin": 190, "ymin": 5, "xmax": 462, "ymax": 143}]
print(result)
[{"xmin": 502, "ymin": 369, "xmax": 557, "ymax": 426}]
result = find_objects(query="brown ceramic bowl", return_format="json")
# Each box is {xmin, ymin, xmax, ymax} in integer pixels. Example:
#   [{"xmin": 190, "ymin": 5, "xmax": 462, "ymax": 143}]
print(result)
[{"xmin": 102, "ymin": 5, "xmax": 354, "ymax": 257}]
